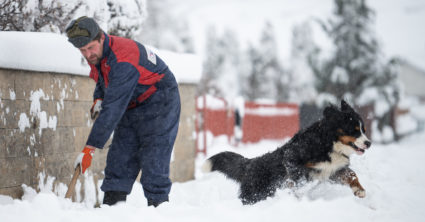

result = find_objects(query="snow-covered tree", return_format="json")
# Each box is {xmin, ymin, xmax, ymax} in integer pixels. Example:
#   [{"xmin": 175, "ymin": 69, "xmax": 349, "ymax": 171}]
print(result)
[
  {"xmin": 289, "ymin": 21, "xmax": 318, "ymax": 103},
  {"xmin": 0, "ymin": 0, "xmax": 147, "ymax": 39},
  {"xmin": 309, "ymin": 0, "xmax": 400, "ymax": 141},
  {"xmin": 0, "ymin": 0, "xmax": 82, "ymax": 33},
  {"xmin": 242, "ymin": 21, "xmax": 288, "ymax": 102},
  {"xmin": 137, "ymin": 0, "xmax": 194, "ymax": 53},
  {"xmin": 260, "ymin": 22, "xmax": 289, "ymax": 102},
  {"xmin": 68, "ymin": 0, "xmax": 146, "ymax": 39},
  {"xmin": 106, "ymin": 0, "xmax": 146, "ymax": 38},
  {"xmin": 199, "ymin": 26, "xmax": 222, "ymax": 96},
  {"xmin": 310, "ymin": 0, "xmax": 379, "ymax": 102},
  {"xmin": 242, "ymin": 44, "xmax": 263, "ymax": 101},
  {"xmin": 199, "ymin": 26, "xmax": 241, "ymax": 98},
  {"xmin": 310, "ymin": 0, "xmax": 387, "ymax": 102}
]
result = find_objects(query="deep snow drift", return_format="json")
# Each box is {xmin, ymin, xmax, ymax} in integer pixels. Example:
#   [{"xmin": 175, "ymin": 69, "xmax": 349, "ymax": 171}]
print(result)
[{"xmin": 1, "ymin": 130, "xmax": 425, "ymax": 222}]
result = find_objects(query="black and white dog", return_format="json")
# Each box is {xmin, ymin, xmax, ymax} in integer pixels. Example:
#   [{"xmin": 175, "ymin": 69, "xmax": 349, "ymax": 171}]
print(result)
[{"xmin": 202, "ymin": 100, "xmax": 371, "ymax": 204}]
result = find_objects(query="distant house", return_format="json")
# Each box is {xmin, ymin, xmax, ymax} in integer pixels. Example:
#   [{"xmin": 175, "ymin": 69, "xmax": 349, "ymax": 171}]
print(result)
[
  {"xmin": 398, "ymin": 60, "xmax": 425, "ymax": 101},
  {"xmin": 394, "ymin": 59, "xmax": 425, "ymax": 138}
]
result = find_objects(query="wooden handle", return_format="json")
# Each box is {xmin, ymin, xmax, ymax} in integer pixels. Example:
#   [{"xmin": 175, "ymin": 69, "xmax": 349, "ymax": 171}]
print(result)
[{"xmin": 65, "ymin": 165, "xmax": 81, "ymax": 199}]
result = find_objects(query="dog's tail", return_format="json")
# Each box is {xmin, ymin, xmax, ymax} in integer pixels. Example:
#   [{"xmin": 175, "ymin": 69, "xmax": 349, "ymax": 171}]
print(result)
[{"xmin": 202, "ymin": 151, "xmax": 248, "ymax": 182}]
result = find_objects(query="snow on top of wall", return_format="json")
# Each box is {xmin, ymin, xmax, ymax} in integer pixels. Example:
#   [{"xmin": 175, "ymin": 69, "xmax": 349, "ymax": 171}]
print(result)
[
  {"xmin": 196, "ymin": 95, "xmax": 228, "ymax": 110},
  {"xmin": 0, "ymin": 31, "xmax": 201, "ymax": 83},
  {"xmin": 0, "ymin": 31, "xmax": 90, "ymax": 75},
  {"xmin": 153, "ymin": 48, "xmax": 202, "ymax": 84},
  {"xmin": 244, "ymin": 106, "xmax": 298, "ymax": 116}
]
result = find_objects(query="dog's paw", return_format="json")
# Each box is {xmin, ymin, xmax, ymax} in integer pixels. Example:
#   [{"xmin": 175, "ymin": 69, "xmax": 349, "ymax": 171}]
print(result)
[
  {"xmin": 284, "ymin": 180, "xmax": 296, "ymax": 188},
  {"xmin": 354, "ymin": 189, "xmax": 366, "ymax": 198}
]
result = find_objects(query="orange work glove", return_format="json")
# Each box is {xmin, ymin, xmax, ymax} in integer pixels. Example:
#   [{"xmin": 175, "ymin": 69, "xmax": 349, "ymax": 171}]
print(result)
[
  {"xmin": 74, "ymin": 146, "xmax": 95, "ymax": 174},
  {"xmin": 90, "ymin": 99, "xmax": 103, "ymax": 120}
]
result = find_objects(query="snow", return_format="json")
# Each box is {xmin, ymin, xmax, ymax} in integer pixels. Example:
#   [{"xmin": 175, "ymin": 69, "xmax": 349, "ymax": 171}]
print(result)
[
  {"xmin": 28, "ymin": 89, "xmax": 57, "ymax": 135},
  {"xmin": 396, "ymin": 114, "xmax": 418, "ymax": 135},
  {"xmin": 330, "ymin": 66, "xmax": 349, "ymax": 84},
  {"xmin": 0, "ymin": 31, "xmax": 202, "ymax": 84},
  {"xmin": 244, "ymin": 106, "xmax": 297, "ymax": 116},
  {"xmin": 196, "ymin": 94, "xmax": 228, "ymax": 110},
  {"xmin": 151, "ymin": 48, "xmax": 202, "ymax": 84},
  {"xmin": 0, "ymin": 31, "xmax": 90, "ymax": 76},
  {"xmin": 1, "ymin": 131, "xmax": 425, "ymax": 221},
  {"xmin": 29, "ymin": 89, "xmax": 48, "ymax": 116},
  {"xmin": 397, "ymin": 96, "xmax": 425, "ymax": 134},
  {"xmin": 9, "ymin": 89, "xmax": 16, "ymax": 100},
  {"xmin": 374, "ymin": 99, "xmax": 391, "ymax": 118},
  {"xmin": 357, "ymin": 87, "xmax": 380, "ymax": 106},
  {"xmin": 1, "ymin": 0, "xmax": 425, "ymax": 221},
  {"xmin": 18, "ymin": 113, "xmax": 30, "ymax": 132}
]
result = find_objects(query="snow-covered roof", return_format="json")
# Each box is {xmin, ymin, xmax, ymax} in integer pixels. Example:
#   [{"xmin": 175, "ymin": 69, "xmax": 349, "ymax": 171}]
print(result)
[{"xmin": 0, "ymin": 31, "xmax": 201, "ymax": 84}]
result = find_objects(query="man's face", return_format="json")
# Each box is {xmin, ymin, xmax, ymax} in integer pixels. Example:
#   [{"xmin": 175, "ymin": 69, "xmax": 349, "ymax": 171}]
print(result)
[{"xmin": 79, "ymin": 35, "xmax": 104, "ymax": 65}]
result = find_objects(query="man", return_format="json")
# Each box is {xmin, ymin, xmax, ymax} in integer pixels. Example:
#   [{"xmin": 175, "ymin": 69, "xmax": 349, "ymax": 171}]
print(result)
[{"xmin": 66, "ymin": 16, "xmax": 181, "ymax": 207}]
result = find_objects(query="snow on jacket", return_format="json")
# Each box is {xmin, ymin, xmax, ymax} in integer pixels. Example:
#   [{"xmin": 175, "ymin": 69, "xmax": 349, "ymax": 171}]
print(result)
[{"xmin": 86, "ymin": 33, "xmax": 178, "ymax": 149}]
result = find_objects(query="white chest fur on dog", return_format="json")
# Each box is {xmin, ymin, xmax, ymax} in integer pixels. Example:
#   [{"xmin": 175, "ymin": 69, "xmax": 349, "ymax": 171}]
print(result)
[{"xmin": 309, "ymin": 144, "xmax": 350, "ymax": 181}]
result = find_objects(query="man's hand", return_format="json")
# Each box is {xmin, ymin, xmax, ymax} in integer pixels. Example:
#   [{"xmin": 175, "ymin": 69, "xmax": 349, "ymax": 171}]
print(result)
[
  {"xmin": 90, "ymin": 99, "xmax": 103, "ymax": 120},
  {"xmin": 74, "ymin": 146, "xmax": 95, "ymax": 174}
]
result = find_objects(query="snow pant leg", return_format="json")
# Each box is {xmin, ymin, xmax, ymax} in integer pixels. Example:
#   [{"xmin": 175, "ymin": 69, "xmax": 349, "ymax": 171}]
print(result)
[
  {"xmin": 100, "ymin": 115, "xmax": 140, "ymax": 194},
  {"xmin": 138, "ymin": 132, "xmax": 176, "ymax": 203},
  {"xmin": 137, "ymin": 86, "xmax": 181, "ymax": 203}
]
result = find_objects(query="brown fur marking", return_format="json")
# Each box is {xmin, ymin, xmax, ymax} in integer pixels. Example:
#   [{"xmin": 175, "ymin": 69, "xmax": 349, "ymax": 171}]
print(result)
[
  {"xmin": 305, "ymin": 162, "xmax": 316, "ymax": 168},
  {"xmin": 331, "ymin": 168, "xmax": 365, "ymax": 197},
  {"xmin": 338, "ymin": 135, "xmax": 356, "ymax": 145}
]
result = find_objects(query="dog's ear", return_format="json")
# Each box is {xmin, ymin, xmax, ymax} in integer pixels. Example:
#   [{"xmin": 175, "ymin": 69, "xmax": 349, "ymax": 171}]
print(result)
[
  {"xmin": 323, "ymin": 105, "xmax": 340, "ymax": 119},
  {"xmin": 341, "ymin": 100, "xmax": 355, "ymax": 112}
]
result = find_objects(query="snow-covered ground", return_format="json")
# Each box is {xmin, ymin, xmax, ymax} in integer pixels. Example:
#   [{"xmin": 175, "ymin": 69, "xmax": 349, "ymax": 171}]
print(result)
[{"xmin": 1, "ymin": 130, "xmax": 425, "ymax": 222}]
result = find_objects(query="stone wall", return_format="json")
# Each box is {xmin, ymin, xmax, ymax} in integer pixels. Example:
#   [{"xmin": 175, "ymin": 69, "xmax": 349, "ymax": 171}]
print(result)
[{"xmin": 0, "ymin": 68, "xmax": 196, "ymax": 200}]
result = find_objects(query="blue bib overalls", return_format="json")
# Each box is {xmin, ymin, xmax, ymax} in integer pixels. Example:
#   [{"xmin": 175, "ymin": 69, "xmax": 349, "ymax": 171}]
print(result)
[{"xmin": 86, "ymin": 34, "xmax": 181, "ymax": 204}]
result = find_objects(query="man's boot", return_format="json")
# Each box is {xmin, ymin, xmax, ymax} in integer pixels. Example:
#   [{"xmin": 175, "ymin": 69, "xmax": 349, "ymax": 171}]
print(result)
[
  {"xmin": 103, "ymin": 191, "xmax": 127, "ymax": 206},
  {"xmin": 147, "ymin": 198, "xmax": 168, "ymax": 207}
]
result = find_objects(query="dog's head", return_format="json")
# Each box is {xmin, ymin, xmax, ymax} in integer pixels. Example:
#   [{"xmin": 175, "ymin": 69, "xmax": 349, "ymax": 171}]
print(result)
[{"xmin": 324, "ymin": 100, "xmax": 371, "ymax": 156}]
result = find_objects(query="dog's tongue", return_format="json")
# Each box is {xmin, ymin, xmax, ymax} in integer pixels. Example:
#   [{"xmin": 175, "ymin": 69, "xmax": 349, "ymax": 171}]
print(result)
[{"xmin": 356, "ymin": 149, "xmax": 365, "ymax": 155}]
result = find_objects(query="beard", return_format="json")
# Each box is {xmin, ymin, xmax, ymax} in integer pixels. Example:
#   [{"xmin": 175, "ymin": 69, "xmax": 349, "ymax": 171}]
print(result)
[{"xmin": 86, "ymin": 54, "xmax": 101, "ymax": 65}]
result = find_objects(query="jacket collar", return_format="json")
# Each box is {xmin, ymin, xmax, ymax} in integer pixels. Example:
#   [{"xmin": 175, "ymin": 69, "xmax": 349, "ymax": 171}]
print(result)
[{"xmin": 101, "ymin": 32, "xmax": 111, "ymax": 60}]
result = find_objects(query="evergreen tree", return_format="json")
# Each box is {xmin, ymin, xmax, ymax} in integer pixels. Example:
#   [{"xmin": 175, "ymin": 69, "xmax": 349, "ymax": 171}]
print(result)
[
  {"xmin": 310, "ymin": 0, "xmax": 381, "ymax": 102},
  {"xmin": 106, "ymin": 0, "xmax": 146, "ymax": 39},
  {"xmin": 242, "ymin": 21, "xmax": 288, "ymax": 102},
  {"xmin": 243, "ymin": 44, "xmax": 263, "ymax": 101},
  {"xmin": 309, "ymin": 0, "xmax": 400, "ymax": 141},
  {"xmin": 0, "ymin": 0, "xmax": 82, "ymax": 33},
  {"xmin": 372, "ymin": 58, "xmax": 401, "ymax": 140},
  {"xmin": 199, "ymin": 26, "xmax": 241, "ymax": 98},
  {"xmin": 289, "ymin": 21, "xmax": 318, "ymax": 103},
  {"xmin": 138, "ymin": 0, "xmax": 194, "ymax": 53},
  {"xmin": 261, "ymin": 22, "xmax": 289, "ymax": 102},
  {"xmin": 0, "ymin": 0, "xmax": 147, "ymax": 40},
  {"xmin": 216, "ymin": 29, "xmax": 242, "ymax": 99},
  {"xmin": 199, "ymin": 26, "xmax": 223, "ymax": 96}
]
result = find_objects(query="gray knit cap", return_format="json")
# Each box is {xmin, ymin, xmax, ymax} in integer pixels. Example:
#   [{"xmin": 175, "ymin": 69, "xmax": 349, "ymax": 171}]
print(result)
[{"xmin": 66, "ymin": 16, "xmax": 100, "ymax": 48}]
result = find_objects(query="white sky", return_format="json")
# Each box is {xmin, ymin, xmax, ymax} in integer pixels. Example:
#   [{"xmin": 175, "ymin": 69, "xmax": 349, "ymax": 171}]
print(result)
[{"xmin": 173, "ymin": 0, "xmax": 425, "ymax": 70}]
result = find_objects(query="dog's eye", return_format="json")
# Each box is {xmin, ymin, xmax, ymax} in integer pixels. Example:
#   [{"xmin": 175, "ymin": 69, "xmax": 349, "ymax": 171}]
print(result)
[{"xmin": 355, "ymin": 126, "xmax": 360, "ymax": 131}]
